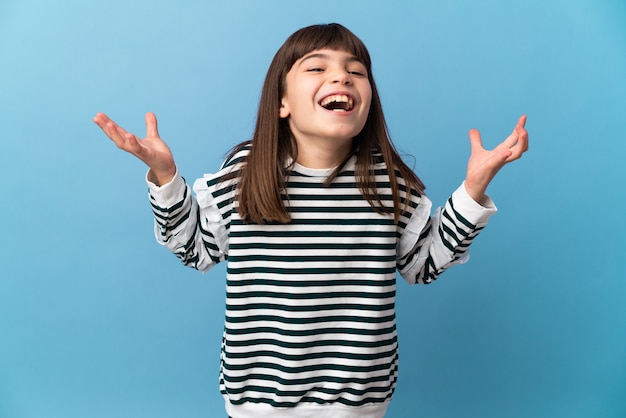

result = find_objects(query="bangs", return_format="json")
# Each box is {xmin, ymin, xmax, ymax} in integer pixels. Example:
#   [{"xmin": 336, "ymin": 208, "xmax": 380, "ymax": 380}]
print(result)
[{"xmin": 280, "ymin": 23, "xmax": 372, "ymax": 71}]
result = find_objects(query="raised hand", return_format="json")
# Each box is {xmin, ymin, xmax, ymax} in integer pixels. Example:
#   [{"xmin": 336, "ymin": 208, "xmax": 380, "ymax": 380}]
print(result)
[
  {"xmin": 464, "ymin": 115, "xmax": 529, "ymax": 203},
  {"xmin": 93, "ymin": 112, "xmax": 177, "ymax": 185}
]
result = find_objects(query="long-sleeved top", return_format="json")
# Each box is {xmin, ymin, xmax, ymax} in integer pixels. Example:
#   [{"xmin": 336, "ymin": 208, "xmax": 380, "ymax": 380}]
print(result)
[{"xmin": 147, "ymin": 146, "xmax": 496, "ymax": 418}]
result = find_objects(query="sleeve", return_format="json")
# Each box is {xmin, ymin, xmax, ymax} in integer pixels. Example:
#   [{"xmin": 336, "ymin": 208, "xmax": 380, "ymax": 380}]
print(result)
[
  {"xmin": 397, "ymin": 181, "xmax": 497, "ymax": 285},
  {"xmin": 147, "ymin": 168, "xmax": 229, "ymax": 273}
]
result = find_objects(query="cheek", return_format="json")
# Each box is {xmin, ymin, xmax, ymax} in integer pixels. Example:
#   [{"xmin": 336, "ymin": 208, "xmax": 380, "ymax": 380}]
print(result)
[
  {"xmin": 360, "ymin": 82, "xmax": 373, "ymax": 108},
  {"xmin": 362, "ymin": 90, "xmax": 373, "ymax": 115}
]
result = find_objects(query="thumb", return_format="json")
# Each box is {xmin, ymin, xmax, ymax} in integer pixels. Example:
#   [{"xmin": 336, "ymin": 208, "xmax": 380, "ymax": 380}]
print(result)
[
  {"xmin": 145, "ymin": 112, "xmax": 160, "ymax": 138},
  {"xmin": 468, "ymin": 128, "xmax": 483, "ymax": 153}
]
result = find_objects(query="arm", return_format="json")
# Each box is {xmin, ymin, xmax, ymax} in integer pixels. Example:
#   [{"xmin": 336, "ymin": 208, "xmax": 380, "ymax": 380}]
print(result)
[
  {"xmin": 93, "ymin": 112, "xmax": 226, "ymax": 272},
  {"xmin": 397, "ymin": 184, "xmax": 496, "ymax": 284},
  {"xmin": 397, "ymin": 116, "xmax": 529, "ymax": 284},
  {"xmin": 148, "ymin": 172, "xmax": 227, "ymax": 272}
]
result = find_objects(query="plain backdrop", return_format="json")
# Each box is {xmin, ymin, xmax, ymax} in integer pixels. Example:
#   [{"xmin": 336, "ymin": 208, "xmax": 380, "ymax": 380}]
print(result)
[{"xmin": 1, "ymin": 0, "xmax": 625, "ymax": 417}]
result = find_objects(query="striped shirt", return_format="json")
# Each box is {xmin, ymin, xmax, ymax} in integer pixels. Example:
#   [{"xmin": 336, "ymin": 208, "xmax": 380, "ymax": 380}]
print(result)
[{"xmin": 148, "ymin": 147, "xmax": 496, "ymax": 418}]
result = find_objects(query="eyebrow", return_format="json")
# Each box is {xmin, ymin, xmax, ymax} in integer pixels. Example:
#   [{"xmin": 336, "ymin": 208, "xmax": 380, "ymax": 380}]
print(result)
[{"xmin": 299, "ymin": 52, "xmax": 364, "ymax": 65}]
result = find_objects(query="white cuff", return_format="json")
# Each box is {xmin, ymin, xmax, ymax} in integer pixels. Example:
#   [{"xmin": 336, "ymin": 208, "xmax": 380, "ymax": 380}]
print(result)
[
  {"xmin": 146, "ymin": 167, "xmax": 186, "ymax": 207},
  {"xmin": 452, "ymin": 182, "xmax": 497, "ymax": 226}
]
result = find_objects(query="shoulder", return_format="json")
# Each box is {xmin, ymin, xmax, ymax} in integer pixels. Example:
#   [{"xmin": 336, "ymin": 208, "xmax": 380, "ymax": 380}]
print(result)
[
  {"xmin": 192, "ymin": 142, "xmax": 250, "ymax": 204},
  {"xmin": 220, "ymin": 141, "xmax": 251, "ymax": 170},
  {"xmin": 370, "ymin": 150, "xmax": 416, "ymax": 189},
  {"xmin": 207, "ymin": 142, "xmax": 251, "ymax": 185}
]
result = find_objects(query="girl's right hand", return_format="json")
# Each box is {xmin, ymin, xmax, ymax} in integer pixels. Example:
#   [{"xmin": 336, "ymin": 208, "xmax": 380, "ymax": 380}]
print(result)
[{"xmin": 93, "ymin": 112, "xmax": 177, "ymax": 186}]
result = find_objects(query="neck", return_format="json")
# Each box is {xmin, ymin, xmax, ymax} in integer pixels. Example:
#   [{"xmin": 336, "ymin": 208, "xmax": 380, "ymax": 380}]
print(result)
[{"xmin": 294, "ymin": 136, "xmax": 353, "ymax": 169}]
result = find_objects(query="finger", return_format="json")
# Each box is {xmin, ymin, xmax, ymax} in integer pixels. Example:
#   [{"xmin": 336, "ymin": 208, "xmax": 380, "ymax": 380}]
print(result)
[
  {"xmin": 123, "ymin": 131, "xmax": 145, "ymax": 155},
  {"xmin": 94, "ymin": 113, "xmax": 128, "ymax": 143},
  {"xmin": 515, "ymin": 126, "xmax": 529, "ymax": 152},
  {"xmin": 145, "ymin": 112, "xmax": 160, "ymax": 138},
  {"xmin": 500, "ymin": 130, "xmax": 520, "ymax": 150},
  {"xmin": 513, "ymin": 115, "xmax": 528, "ymax": 143},
  {"xmin": 500, "ymin": 116, "xmax": 527, "ymax": 150},
  {"xmin": 511, "ymin": 118, "xmax": 529, "ymax": 155},
  {"xmin": 93, "ymin": 112, "xmax": 113, "ymax": 131},
  {"xmin": 108, "ymin": 120, "xmax": 133, "ymax": 145},
  {"xmin": 93, "ymin": 113, "xmax": 151, "ymax": 160},
  {"xmin": 504, "ymin": 130, "xmax": 529, "ymax": 162},
  {"xmin": 103, "ymin": 119, "xmax": 142, "ymax": 154}
]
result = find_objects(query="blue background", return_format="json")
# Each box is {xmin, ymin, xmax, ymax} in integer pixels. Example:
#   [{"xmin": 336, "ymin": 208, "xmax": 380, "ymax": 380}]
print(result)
[{"xmin": 1, "ymin": 0, "xmax": 625, "ymax": 417}]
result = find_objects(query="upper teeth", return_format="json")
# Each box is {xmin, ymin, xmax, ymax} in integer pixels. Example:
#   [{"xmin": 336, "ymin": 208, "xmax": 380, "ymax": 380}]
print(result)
[{"xmin": 320, "ymin": 95, "xmax": 354, "ymax": 111}]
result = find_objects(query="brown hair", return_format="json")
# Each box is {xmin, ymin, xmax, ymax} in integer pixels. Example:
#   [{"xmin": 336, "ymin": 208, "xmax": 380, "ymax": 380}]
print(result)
[{"xmin": 232, "ymin": 23, "xmax": 425, "ymax": 224}]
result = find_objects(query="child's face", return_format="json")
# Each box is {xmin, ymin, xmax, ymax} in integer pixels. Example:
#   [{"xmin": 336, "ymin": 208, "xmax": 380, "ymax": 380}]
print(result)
[{"xmin": 280, "ymin": 48, "xmax": 372, "ymax": 150}]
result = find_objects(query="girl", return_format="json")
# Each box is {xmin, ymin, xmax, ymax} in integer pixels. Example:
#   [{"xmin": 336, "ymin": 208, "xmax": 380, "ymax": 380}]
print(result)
[{"xmin": 94, "ymin": 23, "xmax": 528, "ymax": 418}]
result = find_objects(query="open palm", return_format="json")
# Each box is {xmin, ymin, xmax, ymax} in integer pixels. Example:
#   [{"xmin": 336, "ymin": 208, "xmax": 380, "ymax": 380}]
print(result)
[
  {"xmin": 93, "ymin": 112, "xmax": 177, "ymax": 185},
  {"xmin": 464, "ymin": 115, "xmax": 529, "ymax": 202}
]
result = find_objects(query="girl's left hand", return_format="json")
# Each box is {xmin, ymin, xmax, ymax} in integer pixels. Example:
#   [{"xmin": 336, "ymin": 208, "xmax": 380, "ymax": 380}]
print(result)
[{"xmin": 464, "ymin": 115, "xmax": 529, "ymax": 203}]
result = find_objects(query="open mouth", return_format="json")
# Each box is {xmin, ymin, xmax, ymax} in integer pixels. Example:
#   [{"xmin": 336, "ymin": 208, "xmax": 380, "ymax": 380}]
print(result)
[{"xmin": 319, "ymin": 94, "xmax": 354, "ymax": 112}]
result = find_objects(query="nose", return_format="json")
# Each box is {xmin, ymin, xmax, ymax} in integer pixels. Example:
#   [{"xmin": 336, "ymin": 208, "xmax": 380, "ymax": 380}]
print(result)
[{"xmin": 331, "ymin": 68, "xmax": 352, "ymax": 85}]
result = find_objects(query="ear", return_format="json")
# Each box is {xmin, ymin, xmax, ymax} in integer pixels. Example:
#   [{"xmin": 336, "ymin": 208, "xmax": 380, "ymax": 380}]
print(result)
[{"xmin": 279, "ymin": 99, "xmax": 290, "ymax": 119}]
